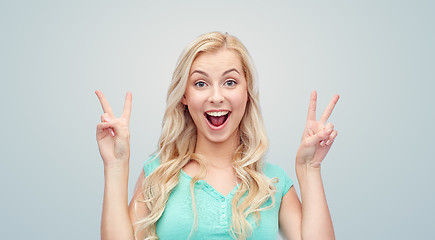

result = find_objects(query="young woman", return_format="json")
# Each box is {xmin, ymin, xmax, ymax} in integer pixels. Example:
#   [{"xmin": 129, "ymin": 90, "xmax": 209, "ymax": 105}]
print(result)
[{"xmin": 96, "ymin": 32, "xmax": 339, "ymax": 240}]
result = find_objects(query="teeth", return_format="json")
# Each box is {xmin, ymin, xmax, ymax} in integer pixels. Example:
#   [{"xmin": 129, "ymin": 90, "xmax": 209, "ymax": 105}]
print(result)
[{"xmin": 206, "ymin": 111, "xmax": 229, "ymax": 117}]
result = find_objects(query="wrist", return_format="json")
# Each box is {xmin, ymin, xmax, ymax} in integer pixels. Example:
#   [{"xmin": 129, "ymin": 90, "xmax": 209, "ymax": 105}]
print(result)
[
  {"xmin": 296, "ymin": 161, "xmax": 322, "ymax": 182},
  {"xmin": 296, "ymin": 160, "xmax": 321, "ymax": 172},
  {"xmin": 104, "ymin": 161, "xmax": 129, "ymax": 176}
]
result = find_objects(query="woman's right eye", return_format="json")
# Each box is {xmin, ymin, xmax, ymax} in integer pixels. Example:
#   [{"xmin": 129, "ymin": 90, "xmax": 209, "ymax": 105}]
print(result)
[{"xmin": 194, "ymin": 81, "xmax": 207, "ymax": 87}]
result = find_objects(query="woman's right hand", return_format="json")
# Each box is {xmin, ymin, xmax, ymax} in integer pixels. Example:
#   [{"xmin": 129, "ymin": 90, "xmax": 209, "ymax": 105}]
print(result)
[{"xmin": 95, "ymin": 90, "xmax": 132, "ymax": 168}]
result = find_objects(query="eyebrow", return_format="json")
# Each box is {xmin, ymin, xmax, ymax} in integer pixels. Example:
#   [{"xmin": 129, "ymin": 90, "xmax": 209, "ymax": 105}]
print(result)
[
  {"xmin": 222, "ymin": 68, "xmax": 240, "ymax": 76},
  {"xmin": 190, "ymin": 70, "xmax": 209, "ymax": 77},
  {"xmin": 190, "ymin": 68, "xmax": 240, "ymax": 77}
]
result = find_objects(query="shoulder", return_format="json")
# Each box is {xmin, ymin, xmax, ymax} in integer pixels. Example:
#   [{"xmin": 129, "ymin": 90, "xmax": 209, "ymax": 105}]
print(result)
[
  {"xmin": 143, "ymin": 154, "xmax": 160, "ymax": 176},
  {"xmin": 262, "ymin": 162, "xmax": 287, "ymax": 178},
  {"xmin": 262, "ymin": 162, "xmax": 294, "ymax": 197}
]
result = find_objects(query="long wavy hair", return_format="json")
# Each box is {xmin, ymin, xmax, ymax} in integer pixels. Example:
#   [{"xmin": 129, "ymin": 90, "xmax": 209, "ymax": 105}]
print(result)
[{"xmin": 134, "ymin": 32, "xmax": 276, "ymax": 240}]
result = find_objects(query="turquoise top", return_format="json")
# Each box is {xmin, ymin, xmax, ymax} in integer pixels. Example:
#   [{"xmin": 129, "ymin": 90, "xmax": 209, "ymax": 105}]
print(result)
[{"xmin": 143, "ymin": 156, "xmax": 294, "ymax": 240}]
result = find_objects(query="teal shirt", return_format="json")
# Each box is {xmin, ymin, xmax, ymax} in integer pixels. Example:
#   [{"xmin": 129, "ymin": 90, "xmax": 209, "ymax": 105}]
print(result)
[{"xmin": 143, "ymin": 156, "xmax": 294, "ymax": 239}]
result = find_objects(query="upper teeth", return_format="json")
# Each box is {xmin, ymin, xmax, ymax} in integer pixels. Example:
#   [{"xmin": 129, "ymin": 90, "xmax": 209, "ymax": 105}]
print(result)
[{"xmin": 206, "ymin": 111, "xmax": 228, "ymax": 117}]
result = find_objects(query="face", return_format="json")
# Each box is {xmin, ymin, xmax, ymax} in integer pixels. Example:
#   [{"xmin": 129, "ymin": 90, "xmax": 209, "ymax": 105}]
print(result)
[{"xmin": 182, "ymin": 48, "xmax": 248, "ymax": 145}]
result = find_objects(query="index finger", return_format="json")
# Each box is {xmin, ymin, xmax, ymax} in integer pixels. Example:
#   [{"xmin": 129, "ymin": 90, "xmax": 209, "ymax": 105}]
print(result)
[
  {"xmin": 306, "ymin": 90, "xmax": 317, "ymax": 121},
  {"xmin": 121, "ymin": 92, "xmax": 132, "ymax": 120},
  {"xmin": 319, "ymin": 94, "xmax": 340, "ymax": 124},
  {"xmin": 95, "ymin": 90, "xmax": 114, "ymax": 117}
]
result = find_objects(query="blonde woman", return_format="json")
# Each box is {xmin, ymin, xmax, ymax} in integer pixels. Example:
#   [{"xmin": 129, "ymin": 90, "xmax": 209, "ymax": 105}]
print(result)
[{"xmin": 96, "ymin": 32, "xmax": 339, "ymax": 240}]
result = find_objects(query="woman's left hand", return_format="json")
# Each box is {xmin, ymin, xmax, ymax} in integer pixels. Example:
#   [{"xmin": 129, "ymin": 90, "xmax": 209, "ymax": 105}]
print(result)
[{"xmin": 296, "ymin": 91, "xmax": 340, "ymax": 168}]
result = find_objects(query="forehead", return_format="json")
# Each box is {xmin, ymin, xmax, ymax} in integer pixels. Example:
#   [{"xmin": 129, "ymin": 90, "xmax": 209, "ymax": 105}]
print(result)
[{"xmin": 190, "ymin": 48, "xmax": 243, "ymax": 74}]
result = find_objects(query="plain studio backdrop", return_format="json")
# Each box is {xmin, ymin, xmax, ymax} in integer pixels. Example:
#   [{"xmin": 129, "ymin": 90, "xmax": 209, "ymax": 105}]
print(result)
[{"xmin": 1, "ymin": 0, "xmax": 433, "ymax": 239}]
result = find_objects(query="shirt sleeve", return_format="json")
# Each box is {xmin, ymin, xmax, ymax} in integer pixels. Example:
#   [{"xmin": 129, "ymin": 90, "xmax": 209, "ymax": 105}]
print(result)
[
  {"xmin": 263, "ymin": 162, "xmax": 294, "ymax": 197},
  {"xmin": 281, "ymin": 168, "xmax": 294, "ymax": 196}
]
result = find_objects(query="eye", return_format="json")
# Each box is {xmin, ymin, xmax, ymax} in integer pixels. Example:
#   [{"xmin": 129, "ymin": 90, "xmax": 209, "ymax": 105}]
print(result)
[
  {"xmin": 224, "ymin": 79, "xmax": 237, "ymax": 87},
  {"xmin": 194, "ymin": 81, "xmax": 207, "ymax": 88}
]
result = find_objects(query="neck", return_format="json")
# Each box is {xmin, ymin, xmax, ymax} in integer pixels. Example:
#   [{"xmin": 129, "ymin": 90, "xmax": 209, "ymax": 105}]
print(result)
[{"xmin": 195, "ymin": 131, "xmax": 239, "ymax": 169}]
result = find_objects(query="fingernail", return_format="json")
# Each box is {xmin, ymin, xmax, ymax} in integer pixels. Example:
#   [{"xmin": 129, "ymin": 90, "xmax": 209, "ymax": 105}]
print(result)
[
  {"xmin": 326, "ymin": 140, "xmax": 331, "ymax": 145},
  {"xmin": 110, "ymin": 129, "xmax": 115, "ymax": 137}
]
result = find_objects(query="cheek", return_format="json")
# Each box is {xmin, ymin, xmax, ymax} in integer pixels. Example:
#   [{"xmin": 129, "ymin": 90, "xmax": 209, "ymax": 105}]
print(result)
[
  {"xmin": 184, "ymin": 93, "xmax": 205, "ymax": 118},
  {"xmin": 232, "ymin": 92, "xmax": 248, "ymax": 113},
  {"xmin": 187, "ymin": 100, "xmax": 201, "ymax": 115},
  {"xmin": 183, "ymin": 89, "xmax": 198, "ymax": 107}
]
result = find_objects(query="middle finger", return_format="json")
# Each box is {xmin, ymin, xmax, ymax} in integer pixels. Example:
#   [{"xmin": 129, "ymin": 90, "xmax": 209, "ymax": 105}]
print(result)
[{"xmin": 319, "ymin": 94, "xmax": 339, "ymax": 124}]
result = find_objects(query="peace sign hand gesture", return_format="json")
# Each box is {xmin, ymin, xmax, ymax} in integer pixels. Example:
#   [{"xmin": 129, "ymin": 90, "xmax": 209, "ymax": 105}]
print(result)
[
  {"xmin": 296, "ymin": 91, "xmax": 339, "ymax": 168},
  {"xmin": 95, "ymin": 90, "xmax": 132, "ymax": 168}
]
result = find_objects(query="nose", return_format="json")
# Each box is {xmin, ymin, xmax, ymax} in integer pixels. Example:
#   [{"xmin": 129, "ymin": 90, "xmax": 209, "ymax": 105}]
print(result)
[{"xmin": 209, "ymin": 86, "xmax": 224, "ymax": 104}]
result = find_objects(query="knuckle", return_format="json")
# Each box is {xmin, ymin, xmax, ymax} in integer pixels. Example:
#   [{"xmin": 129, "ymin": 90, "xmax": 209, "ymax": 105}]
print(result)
[{"xmin": 97, "ymin": 122, "xmax": 106, "ymax": 130}]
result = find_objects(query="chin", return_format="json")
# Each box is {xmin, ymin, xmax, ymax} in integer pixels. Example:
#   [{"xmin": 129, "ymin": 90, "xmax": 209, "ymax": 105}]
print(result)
[{"xmin": 204, "ymin": 128, "xmax": 239, "ymax": 144}]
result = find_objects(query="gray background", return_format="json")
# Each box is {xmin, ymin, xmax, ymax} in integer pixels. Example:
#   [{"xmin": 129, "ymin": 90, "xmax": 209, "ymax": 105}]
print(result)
[{"xmin": 1, "ymin": 0, "xmax": 434, "ymax": 239}]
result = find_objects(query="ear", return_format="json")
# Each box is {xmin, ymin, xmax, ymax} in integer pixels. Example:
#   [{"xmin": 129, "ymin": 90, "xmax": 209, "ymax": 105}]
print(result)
[{"xmin": 181, "ymin": 95, "xmax": 187, "ymax": 105}]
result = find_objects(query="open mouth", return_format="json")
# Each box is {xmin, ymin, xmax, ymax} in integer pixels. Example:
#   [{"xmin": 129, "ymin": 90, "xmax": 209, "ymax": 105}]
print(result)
[{"xmin": 205, "ymin": 111, "xmax": 230, "ymax": 127}]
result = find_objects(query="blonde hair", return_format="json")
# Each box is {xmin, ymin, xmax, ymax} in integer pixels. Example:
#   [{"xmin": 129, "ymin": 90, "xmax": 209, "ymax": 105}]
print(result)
[{"xmin": 134, "ymin": 32, "xmax": 276, "ymax": 239}]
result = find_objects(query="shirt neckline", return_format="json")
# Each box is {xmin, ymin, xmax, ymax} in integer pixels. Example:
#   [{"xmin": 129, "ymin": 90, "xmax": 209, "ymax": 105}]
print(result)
[{"xmin": 180, "ymin": 169, "xmax": 239, "ymax": 199}]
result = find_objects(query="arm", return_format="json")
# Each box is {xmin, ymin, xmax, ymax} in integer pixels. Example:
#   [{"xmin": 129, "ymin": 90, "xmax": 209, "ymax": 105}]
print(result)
[
  {"xmin": 279, "ymin": 187, "xmax": 302, "ymax": 240},
  {"xmin": 296, "ymin": 164, "xmax": 334, "ymax": 240},
  {"xmin": 280, "ymin": 91, "xmax": 338, "ymax": 240},
  {"xmin": 102, "ymin": 164, "xmax": 133, "ymax": 240},
  {"xmin": 95, "ymin": 90, "xmax": 134, "ymax": 240}
]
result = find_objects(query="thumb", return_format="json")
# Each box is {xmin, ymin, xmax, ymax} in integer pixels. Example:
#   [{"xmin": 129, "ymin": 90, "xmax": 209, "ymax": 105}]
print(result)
[{"xmin": 96, "ymin": 122, "xmax": 115, "ymax": 140}]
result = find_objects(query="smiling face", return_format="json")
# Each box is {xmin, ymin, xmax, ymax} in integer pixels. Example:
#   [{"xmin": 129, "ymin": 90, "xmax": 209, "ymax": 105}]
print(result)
[{"xmin": 182, "ymin": 48, "xmax": 248, "ymax": 145}]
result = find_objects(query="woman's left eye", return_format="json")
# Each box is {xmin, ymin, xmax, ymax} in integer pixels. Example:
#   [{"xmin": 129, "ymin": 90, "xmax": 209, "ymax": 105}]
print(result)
[{"xmin": 224, "ymin": 80, "xmax": 237, "ymax": 87}]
